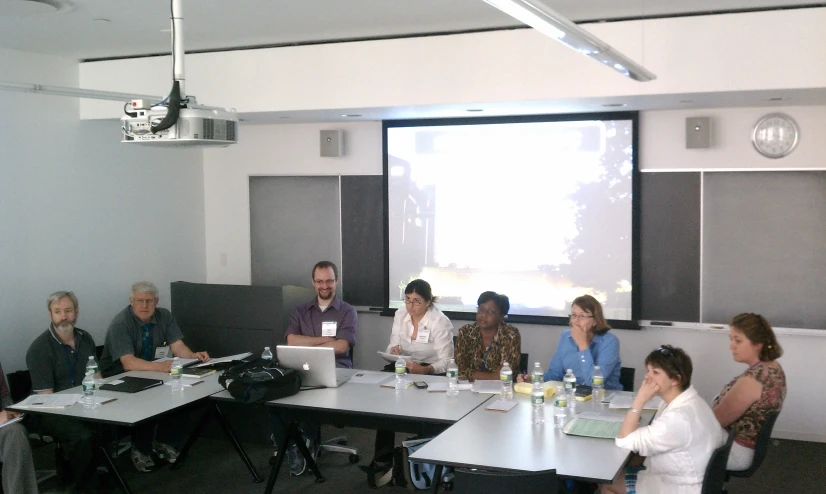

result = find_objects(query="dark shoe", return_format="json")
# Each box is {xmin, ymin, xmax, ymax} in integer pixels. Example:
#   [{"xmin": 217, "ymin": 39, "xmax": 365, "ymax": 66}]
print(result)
[
  {"xmin": 288, "ymin": 444, "xmax": 306, "ymax": 476},
  {"xmin": 360, "ymin": 460, "xmax": 392, "ymax": 488},
  {"xmin": 130, "ymin": 449, "xmax": 156, "ymax": 473}
]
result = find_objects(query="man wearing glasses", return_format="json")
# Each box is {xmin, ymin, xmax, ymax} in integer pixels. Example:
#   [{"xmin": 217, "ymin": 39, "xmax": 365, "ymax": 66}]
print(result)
[{"xmin": 277, "ymin": 261, "xmax": 358, "ymax": 476}]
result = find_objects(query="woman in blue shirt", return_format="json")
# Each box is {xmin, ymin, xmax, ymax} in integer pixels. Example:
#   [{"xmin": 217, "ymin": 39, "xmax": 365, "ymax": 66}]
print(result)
[{"xmin": 523, "ymin": 294, "xmax": 622, "ymax": 390}]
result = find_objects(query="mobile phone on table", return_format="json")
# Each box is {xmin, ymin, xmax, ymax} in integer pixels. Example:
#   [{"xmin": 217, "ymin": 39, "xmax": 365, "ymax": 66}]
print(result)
[{"xmin": 413, "ymin": 381, "xmax": 428, "ymax": 389}]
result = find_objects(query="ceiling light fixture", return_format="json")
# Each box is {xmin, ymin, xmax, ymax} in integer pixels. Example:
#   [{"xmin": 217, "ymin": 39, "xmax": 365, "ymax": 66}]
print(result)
[{"xmin": 481, "ymin": 0, "xmax": 656, "ymax": 82}]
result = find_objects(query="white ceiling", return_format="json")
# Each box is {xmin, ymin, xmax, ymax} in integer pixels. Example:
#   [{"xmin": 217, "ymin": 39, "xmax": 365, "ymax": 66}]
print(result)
[
  {"xmin": 1, "ymin": 0, "xmax": 823, "ymax": 122},
  {"xmin": 0, "ymin": 0, "xmax": 821, "ymax": 61}
]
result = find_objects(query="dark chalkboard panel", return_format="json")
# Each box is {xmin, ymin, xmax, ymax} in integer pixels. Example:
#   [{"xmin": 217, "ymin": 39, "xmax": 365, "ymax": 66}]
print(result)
[
  {"xmin": 640, "ymin": 172, "xmax": 701, "ymax": 322},
  {"xmin": 341, "ymin": 175, "xmax": 385, "ymax": 306}
]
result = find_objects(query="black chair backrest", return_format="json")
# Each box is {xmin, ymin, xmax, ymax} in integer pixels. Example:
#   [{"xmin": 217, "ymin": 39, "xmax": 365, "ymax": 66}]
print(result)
[
  {"xmin": 702, "ymin": 430, "xmax": 735, "ymax": 494},
  {"xmin": 518, "ymin": 353, "xmax": 529, "ymax": 376},
  {"xmin": 7, "ymin": 370, "xmax": 33, "ymax": 403},
  {"xmin": 619, "ymin": 366, "xmax": 635, "ymax": 391},
  {"xmin": 454, "ymin": 468, "xmax": 556, "ymax": 494},
  {"xmin": 728, "ymin": 412, "xmax": 780, "ymax": 478}
]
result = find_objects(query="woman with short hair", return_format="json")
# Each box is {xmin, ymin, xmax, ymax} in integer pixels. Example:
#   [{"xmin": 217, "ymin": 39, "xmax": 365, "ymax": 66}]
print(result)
[
  {"xmin": 711, "ymin": 313, "xmax": 786, "ymax": 471},
  {"xmin": 602, "ymin": 345, "xmax": 725, "ymax": 494}
]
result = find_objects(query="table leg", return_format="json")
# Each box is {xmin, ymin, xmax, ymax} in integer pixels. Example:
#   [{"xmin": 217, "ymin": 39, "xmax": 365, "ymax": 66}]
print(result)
[
  {"xmin": 99, "ymin": 444, "xmax": 132, "ymax": 494},
  {"xmin": 292, "ymin": 426, "xmax": 324, "ymax": 484},
  {"xmin": 264, "ymin": 422, "xmax": 293, "ymax": 494},
  {"xmin": 213, "ymin": 403, "xmax": 263, "ymax": 482},
  {"xmin": 170, "ymin": 403, "xmax": 212, "ymax": 470},
  {"xmin": 430, "ymin": 464, "xmax": 443, "ymax": 494}
]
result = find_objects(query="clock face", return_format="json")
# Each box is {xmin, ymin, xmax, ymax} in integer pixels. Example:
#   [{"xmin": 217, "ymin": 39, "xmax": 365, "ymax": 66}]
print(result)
[{"xmin": 751, "ymin": 113, "xmax": 799, "ymax": 159}]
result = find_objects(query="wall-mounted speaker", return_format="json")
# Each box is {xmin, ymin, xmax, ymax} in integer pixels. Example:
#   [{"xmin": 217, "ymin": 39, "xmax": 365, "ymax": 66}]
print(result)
[
  {"xmin": 686, "ymin": 117, "xmax": 711, "ymax": 149},
  {"xmin": 320, "ymin": 129, "xmax": 344, "ymax": 157}
]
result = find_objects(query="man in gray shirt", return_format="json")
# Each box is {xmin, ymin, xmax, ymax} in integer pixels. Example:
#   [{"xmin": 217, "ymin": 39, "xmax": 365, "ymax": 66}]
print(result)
[
  {"xmin": 100, "ymin": 281, "xmax": 209, "ymax": 473},
  {"xmin": 26, "ymin": 290, "xmax": 97, "ymax": 490}
]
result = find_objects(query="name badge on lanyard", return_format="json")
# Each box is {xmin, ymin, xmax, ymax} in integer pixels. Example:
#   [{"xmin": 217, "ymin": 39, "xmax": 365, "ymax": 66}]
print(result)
[
  {"xmin": 322, "ymin": 321, "xmax": 337, "ymax": 337},
  {"xmin": 415, "ymin": 326, "xmax": 430, "ymax": 344},
  {"xmin": 154, "ymin": 346, "xmax": 171, "ymax": 359}
]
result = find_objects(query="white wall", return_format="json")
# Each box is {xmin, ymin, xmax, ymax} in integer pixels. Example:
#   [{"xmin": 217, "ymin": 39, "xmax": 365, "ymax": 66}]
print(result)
[{"xmin": 0, "ymin": 47, "xmax": 207, "ymax": 373}]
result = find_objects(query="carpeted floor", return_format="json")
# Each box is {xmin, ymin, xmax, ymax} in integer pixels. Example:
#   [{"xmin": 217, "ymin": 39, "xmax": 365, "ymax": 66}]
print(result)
[{"xmin": 34, "ymin": 426, "xmax": 822, "ymax": 493}]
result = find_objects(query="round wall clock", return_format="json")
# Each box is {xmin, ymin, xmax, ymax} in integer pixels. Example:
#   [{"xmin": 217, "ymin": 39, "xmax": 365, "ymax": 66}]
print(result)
[{"xmin": 751, "ymin": 113, "xmax": 799, "ymax": 159}]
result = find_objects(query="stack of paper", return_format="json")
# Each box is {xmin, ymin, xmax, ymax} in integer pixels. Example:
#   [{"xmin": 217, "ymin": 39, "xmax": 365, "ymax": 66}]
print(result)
[
  {"xmin": 194, "ymin": 352, "xmax": 252, "ymax": 367},
  {"xmin": 563, "ymin": 412, "xmax": 625, "ymax": 439},
  {"xmin": 13, "ymin": 394, "xmax": 82, "ymax": 408},
  {"xmin": 485, "ymin": 400, "xmax": 518, "ymax": 412},
  {"xmin": 471, "ymin": 380, "xmax": 502, "ymax": 394}
]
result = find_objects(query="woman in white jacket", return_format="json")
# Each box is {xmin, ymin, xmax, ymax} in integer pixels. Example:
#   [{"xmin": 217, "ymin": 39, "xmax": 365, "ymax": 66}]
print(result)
[{"xmin": 601, "ymin": 345, "xmax": 725, "ymax": 494}]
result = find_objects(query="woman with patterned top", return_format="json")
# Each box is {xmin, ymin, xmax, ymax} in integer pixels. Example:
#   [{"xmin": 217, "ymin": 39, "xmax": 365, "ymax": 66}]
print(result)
[
  {"xmin": 711, "ymin": 313, "xmax": 786, "ymax": 471},
  {"xmin": 455, "ymin": 291, "xmax": 521, "ymax": 381}
]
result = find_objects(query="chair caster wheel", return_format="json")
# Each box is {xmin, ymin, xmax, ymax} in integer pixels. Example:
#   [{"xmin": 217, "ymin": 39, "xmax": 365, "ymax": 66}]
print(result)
[
  {"xmin": 442, "ymin": 480, "xmax": 454, "ymax": 491},
  {"xmin": 349, "ymin": 454, "xmax": 360, "ymax": 464}
]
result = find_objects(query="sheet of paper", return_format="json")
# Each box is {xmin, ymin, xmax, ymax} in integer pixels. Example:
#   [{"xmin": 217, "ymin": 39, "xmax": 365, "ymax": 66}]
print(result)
[
  {"xmin": 472, "ymin": 380, "xmax": 502, "ymax": 394},
  {"xmin": 14, "ymin": 394, "xmax": 82, "ymax": 408},
  {"xmin": 194, "ymin": 352, "xmax": 252, "ymax": 367},
  {"xmin": 348, "ymin": 371, "xmax": 392, "ymax": 385},
  {"xmin": 377, "ymin": 351, "xmax": 407, "ymax": 363},
  {"xmin": 564, "ymin": 417, "xmax": 622, "ymax": 439},
  {"xmin": 163, "ymin": 380, "xmax": 204, "ymax": 387},
  {"xmin": 608, "ymin": 394, "xmax": 663, "ymax": 410},
  {"xmin": 457, "ymin": 382, "xmax": 472, "ymax": 391},
  {"xmin": 485, "ymin": 399, "xmax": 518, "ymax": 412},
  {"xmin": 576, "ymin": 411, "xmax": 625, "ymax": 423},
  {"xmin": 104, "ymin": 379, "xmax": 125, "ymax": 385},
  {"xmin": 0, "ymin": 413, "xmax": 25, "ymax": 429},
  {"xmin": 427, "ymin": 382, "xmax": 447, "ymax": 392}
]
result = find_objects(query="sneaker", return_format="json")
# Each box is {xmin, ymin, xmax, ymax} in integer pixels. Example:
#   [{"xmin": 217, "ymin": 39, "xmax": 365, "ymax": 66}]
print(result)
[
  {"xmin": 287, "ymin": 444, "xmax": 306, "ymax": 476},
  {"xmin": 152, "ymin": 441, "xmax": 179, "ymax": 464},
  {"xmin": 131, "ymin": 449, "xmax": 156, "ymax": 473}
]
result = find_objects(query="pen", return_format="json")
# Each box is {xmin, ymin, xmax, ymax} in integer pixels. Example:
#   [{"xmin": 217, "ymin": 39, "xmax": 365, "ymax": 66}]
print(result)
[
  {"xmin": 100, "ymin": 398, "xmax": 117, "ymax": 405},
  {"xmin": 190, "ymin": 381, "xmax": 204, "ymax": 386}
]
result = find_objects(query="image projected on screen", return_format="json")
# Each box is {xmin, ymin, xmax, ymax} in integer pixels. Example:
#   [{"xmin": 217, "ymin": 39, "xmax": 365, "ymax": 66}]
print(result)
[{"xmin": 387, "ymin": 117, "xmax": 634, "ymax": 321}]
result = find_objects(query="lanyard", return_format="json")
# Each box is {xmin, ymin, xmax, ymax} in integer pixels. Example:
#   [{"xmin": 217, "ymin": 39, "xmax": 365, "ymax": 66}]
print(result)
[
  {"xmin": 140, "ymin": 324, "xmax": 153, "ymax": 360},
  {"xmin": 61, "ymin": 344, "xmax": 79, "ymax": 387}
]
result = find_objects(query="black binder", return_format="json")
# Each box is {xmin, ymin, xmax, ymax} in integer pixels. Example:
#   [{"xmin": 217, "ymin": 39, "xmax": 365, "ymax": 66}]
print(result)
[{"xmin": 99, "ymin": 376, "xmax": 164, "ymax": 393}]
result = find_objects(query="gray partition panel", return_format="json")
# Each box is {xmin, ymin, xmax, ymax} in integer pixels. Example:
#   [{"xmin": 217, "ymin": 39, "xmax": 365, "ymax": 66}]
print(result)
[
  {"xmin": 250, "ymin": 176, "xmax": 341, "ymax": 288},
  {"xmin": 640, "ymin": 172, "xmax": 701, "ymax": 322},
  {"xmin": 341, "ymin": 175, "xmax": 384, "ymax": 306},
  {"xmin": 702, "ymin": 171, "xmax": 826, "ymax": 328}
]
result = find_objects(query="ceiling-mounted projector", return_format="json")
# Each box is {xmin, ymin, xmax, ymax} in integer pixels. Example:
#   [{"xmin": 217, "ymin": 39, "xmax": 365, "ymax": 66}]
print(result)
[
  {"xmin": 121, "ymin": 0, "xmax": 238, "ymax": 147},
  {"xmin": 122, "ymin": 99, "xmax": 238, "ymax": 147}
]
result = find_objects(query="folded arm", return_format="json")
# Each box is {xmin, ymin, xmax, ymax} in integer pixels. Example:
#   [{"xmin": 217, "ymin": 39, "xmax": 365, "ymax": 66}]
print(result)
[{"xmin": 713, "ymin": 375, "xmax": 761, "ymax": 427}]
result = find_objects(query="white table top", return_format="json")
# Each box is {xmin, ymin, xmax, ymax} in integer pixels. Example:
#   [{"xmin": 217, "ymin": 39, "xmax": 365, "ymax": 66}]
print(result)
[
  {"xmin": 409, "ymin": 393, "xmax": 654, "ymax": 483},
  {"xmin": 262, "ymin": 371, "xmax": 492, "ymax": 424},
  {"xmin": 9, "ymin": 371, "xmax": 225, "ymax": 426}
]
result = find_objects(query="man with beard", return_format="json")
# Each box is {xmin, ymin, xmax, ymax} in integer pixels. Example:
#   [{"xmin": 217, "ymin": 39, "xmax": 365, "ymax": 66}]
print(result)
[
  {"xmin": 26, "ymin": 290, "xmax": 97, "ymax": 492},
  {"xmin": 275, "ymin": 260, "xmax": 358, "ymax": 476}
]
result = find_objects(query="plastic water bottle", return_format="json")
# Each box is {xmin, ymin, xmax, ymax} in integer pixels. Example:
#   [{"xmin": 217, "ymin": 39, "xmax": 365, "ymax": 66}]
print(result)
[
  {"xmin": 531, "ymin": 362, "xmax": 544, "ymax": 385},
  {"xmin": 532, "ymin": 379, "xmax": 545, "ymax": 424},
  {"xmin": 261, "ymin": 346, "xmax": 273, "ymax": 361},
  {"xmin": 592, "ymin": 365, "xmax": 605, "ymax": 403},
  {"xmin": 446, "ymin": 358, "xmax": 459, "ymax": 397},
  {"xmin": 564, "ymin": 368, "xmax": 576, "ymax": 410},
  {"xmin": 170, "ymin": 357, "xmax": 183, "ymax": 391},
  {"xmin": 553, "ymin": 385, "xmax": 567, "ymax": 429},
  {"xmin": 82, "ymin": 371, "xmax": 98, "ymax": 409},
  {"xmin": 500, "ymin": 362, "xmax": 513, "ymax": 400},
  {"xmin": 395, "ymin": 357, "xmax": 407, "ymax": 391},
  {"xmin": 85, "ymin": 356, "xmax": 99, "ymax": 384}
]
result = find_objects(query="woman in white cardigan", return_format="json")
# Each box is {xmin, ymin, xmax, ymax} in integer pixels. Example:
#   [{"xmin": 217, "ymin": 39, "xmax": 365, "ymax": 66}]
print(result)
[{"xmin": 601, "ymin": 345, "xmax": 725, "ymax": 494}]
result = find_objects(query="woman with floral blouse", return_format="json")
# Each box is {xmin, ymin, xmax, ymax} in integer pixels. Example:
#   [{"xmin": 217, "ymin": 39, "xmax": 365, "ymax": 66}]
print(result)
[{"xmin": 455, "ymin": 291, "xmax": 521, "ymax": 381}]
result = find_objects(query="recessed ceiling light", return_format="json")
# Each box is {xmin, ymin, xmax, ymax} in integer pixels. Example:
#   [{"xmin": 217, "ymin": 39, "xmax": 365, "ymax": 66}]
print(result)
[
  {"xmin": 466, "ymin": 109, "xmax": 484, "ymax": 112},
  {"xmin": 679, "ymin": 100, "xmax": 694, "ymax": 104},
  {"xmin": 279, "ymin": 116, "xmax": 290, "ymax": 119},
  {"xmin": 342, "ymin": 114, "xmax": 362, "ymax": 117},
  {"xmin": 765, "ymin": 97, "xmax": 783, "ymax": 101},
  {"xmin": 602, "ymin": 103, "xmax": 626, "ymax": 108}
]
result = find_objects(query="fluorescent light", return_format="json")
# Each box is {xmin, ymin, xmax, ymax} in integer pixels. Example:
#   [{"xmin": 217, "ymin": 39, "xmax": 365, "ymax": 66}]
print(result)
[
  {"xmin": 482, "ymin": 0, "xmax": 656, "ymax": 81},
  {"xmin": 0, "ymin": 80, "xmax": 162, "ymax": 101}
]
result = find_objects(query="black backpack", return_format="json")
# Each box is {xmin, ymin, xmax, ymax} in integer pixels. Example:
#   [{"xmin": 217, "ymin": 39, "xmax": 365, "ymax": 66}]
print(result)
[{"xmin": 219, "ymin": 357, "xmax": 301, "ymax": 404}]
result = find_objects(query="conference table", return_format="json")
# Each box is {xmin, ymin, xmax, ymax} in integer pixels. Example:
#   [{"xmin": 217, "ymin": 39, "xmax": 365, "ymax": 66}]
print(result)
[
  {"xmin": 411, "ymin": 392, "xmax": 655, "ymax": 493},
  {"xmin": 8, "ymin": 371, "xmax": 225, "ymax": 494},
  {"xmin": 261, "ymin": 371, "xmax": 493, "ymax": 494}
]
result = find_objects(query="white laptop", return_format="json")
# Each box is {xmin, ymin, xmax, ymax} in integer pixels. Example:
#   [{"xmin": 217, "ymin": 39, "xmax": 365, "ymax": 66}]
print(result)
[{"xmin": 276, "ymin": 345, "xmax": 354, "ymax": 388}]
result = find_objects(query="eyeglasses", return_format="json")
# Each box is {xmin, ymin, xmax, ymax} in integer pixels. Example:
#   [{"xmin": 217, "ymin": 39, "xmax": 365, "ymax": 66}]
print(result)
[
  {"xmin": 312, "ymin": 279, "xmax": 337, "ymax": 286},
  {"xmin": 569, "ymin": 313, "xmax": 594, "ymax": 320},
  {"xmin": 476, "ymin": 306, "xmax": 500, "ymax": 316},
  {"xmin": 404, "ymin": 298, "xmax": 425, "ymax": 306},
  {"xmin": 133, "ymin": 298, "xmax": 157, "ymax": 306}
]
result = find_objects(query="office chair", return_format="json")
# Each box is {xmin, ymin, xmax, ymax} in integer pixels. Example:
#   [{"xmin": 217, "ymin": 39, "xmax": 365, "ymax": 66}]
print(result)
[
  {"xmin": 315, "ymin": 345, "xmax": 359, "ymax": 464},
  {"xmin": 702, "ymin": 429, "xmax": 735, "ymax": 494},
  {"xmin": 722, "ymin": 412, "xmax": 780, "ymax": 492},
  {"xmin": 453, "ymin": 467, "xmax": 557, "ymax": 494},
  {"xmin": 619, "ymin": 367, "xmax": 635, "ymax": 391}
]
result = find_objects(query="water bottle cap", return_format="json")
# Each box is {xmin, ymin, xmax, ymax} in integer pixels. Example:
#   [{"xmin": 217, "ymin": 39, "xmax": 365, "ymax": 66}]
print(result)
[
  {"xmin": 594, "ymin": 365, "xmax": 600, "ymax": 370},
  {"xmin": 265, "ymin": 346, "xmax": 270, "ymax": 350},
  {"xmin": 566, "ymin": 368, "xmax": 572, "ymax": 372}
]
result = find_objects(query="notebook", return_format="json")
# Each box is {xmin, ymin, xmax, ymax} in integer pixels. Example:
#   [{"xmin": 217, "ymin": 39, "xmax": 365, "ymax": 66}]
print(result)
[
  {"xmin": 275, "ymin": 345, "xmax": 354, "ymax": 388},
  {"xmin": 99, "ymin": 376, "xmax": 164, "ymax": 393}
]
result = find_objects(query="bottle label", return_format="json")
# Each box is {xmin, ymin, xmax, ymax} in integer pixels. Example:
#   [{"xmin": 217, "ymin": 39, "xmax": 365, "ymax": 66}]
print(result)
[
  {"xmin": 532, "ymin": 394, "xmax": 544, "ymax": 405},
  {"xmin": 171, "ymin": 368, "xmax": 182, "ymax": 376},
  {"xmin": 554, "ymin": 396, "xmax": 566, "ymax": 407},
  {"xmin": 395, "ymin": 366, "xmax": 406, "ymax": 374},
  {"xmin": 565, "ymin": 381, "xmax": 574, "ymax": 389},
  {"xmin": 593, "ymin": 377, "xmax": 604, "ymax": 386},
  {"xmin": 446, "ymin": 370, "xmax": 457, "ymax": 378},
  {"xmin": 532, "ymin": 374, "xmax": 542, "ymax": 383},
  {"xmin": 83, "ymin": 382, "xmax": 95, "ymax": 393},
  {"xmin": 500, "ymin": 374, "xmax": 510, "ymax": 382}
]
